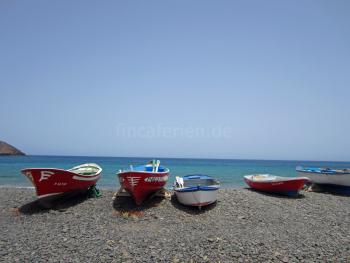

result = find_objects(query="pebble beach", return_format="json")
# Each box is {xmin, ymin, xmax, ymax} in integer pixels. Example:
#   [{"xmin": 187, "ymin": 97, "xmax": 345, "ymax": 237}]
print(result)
[{"xmin": 1, "ymin": 188, "xmax": 349, "ymax": 263}]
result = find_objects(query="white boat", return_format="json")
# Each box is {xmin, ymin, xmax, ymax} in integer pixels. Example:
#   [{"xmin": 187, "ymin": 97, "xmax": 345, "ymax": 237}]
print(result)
[
  {"xmin": 174, "ymin": 175, "xmax": 220, "ymax": 208},
  {"xmin": 296, "ymin": 166, "xmax": 350, "ymax": 195}
]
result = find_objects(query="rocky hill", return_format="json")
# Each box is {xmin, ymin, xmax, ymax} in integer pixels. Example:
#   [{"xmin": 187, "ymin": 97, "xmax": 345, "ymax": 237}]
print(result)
[{"xmin": 0, "ymin": 141, "xmax": 25, "ymax": 156}]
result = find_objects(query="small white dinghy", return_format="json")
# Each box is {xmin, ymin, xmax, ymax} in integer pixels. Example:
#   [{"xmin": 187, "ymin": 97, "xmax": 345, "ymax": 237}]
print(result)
[{"xmin": 174, "ymin": 174, "xmax": 220, "ymax": 208}]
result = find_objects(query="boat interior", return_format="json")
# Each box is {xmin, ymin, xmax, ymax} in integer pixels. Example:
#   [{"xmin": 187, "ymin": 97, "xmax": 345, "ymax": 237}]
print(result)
[
  {"xmin": 249, "ymin": 174, "xmax": 278, "ymax": 181},
  {"xmin": 129, "ymin": 163, "xmax": 167, "ymax": 173},
  {"xmin": 143, "ymin": 165, "xmax": 166, "ymax": 172},
  {"xmin": 175, "ymin": 176, "xmax": 219, "ymax": 188},
  {"xmin": 69, "ymin": 164, "xmax": 101, "ymax": 175},
  {"xmin": 248, "ymin": 174, "xmax": 292, "ymax": 182},
  {"xmin": 305, "ymin": 168, "xmax": 350, "ymax": 174}
]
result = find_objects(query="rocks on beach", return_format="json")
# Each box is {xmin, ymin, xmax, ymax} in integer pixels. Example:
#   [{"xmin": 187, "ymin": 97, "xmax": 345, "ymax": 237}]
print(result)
[{"xmin": 1, "ymin": 188, "xmax": 349, "ymax": 262}]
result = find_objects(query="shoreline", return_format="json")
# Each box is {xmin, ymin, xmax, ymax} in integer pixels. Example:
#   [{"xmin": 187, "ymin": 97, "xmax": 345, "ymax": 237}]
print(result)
[
  {"xmin": 1, "ymin": 187, "xmax": 349, "ymax": 262},
  {"xmin": 0, "ymin": 184, "xmax": 244, "ymax": 190}
]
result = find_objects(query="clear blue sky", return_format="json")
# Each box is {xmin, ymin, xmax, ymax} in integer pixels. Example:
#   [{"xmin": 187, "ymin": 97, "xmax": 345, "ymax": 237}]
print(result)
[{"xmin": 1, "ymin": 0, "xmax": 349, "ymax": 161}]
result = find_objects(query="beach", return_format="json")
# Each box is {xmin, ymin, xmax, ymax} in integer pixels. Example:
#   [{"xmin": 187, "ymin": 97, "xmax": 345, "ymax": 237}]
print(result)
[{"xmin": 0, "ymin": 188, "xmax": 349, "ymax": 262}]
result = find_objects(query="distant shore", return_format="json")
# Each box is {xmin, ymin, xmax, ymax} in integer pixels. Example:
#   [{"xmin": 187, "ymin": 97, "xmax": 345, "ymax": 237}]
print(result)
[{"xmin": 1, "ymin": 188, "xmax": 349, "ymax": 262}]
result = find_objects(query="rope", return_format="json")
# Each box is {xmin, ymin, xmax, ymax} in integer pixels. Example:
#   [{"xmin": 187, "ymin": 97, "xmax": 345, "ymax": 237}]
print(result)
[{"xmin": 87, "ymin": 184, "xmax": 101, "ymax": 198}]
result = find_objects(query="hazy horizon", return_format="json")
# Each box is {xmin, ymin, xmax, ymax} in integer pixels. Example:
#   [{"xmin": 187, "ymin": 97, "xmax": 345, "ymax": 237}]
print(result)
[
  {"xmin": 1, "ymin": 1, "xmax": 350, "ymax": 162},
  {"xmin": 3, "ymin": 153, "xmax": 350, "ymax": 164}
]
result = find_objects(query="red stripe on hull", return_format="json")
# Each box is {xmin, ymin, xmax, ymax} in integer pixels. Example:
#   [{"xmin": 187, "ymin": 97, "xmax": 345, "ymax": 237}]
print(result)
[
  {"xmin": 118, "ymin": 171, "xmax": 169, "ymax": 205},
  {"xmin": 21, "ymin": 168, "xmax": 100, "ymax": 197},
  {"xmin": 244, "ymin": 178, "xmax": 308, "ymax": 194}
]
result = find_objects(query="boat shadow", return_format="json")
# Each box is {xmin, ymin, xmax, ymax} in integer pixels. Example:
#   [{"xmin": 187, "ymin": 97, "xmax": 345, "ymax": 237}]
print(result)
[
  {"xmin": 18, "ymin": 191, "xmax": 89, "ymax": 215},
  {"xmin": 170, "ymin": 195, "xmax": 217, "ymax": 214},
  {"xmin": 244, "ymin": 188, "xmax": 307, "ymax": 199},
  {"xmin": 307, "ymin": 184, "xmax": 350, "ymax": 197},
  {"xmin": 112, "ymin": 195, "xmax": 166, "ymax": 212},
  {"xmin": 307, "ymin": 189, "xmax": 350, "ymax": 197}
]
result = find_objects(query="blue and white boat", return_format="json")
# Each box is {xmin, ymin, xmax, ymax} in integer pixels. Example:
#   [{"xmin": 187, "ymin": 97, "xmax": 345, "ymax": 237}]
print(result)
[
  {"xmin": 174, "ymin": 175, "xmax": 220, "ymax": 208},
  {"xmin": 296, "ymin": 166, "xmax": 350, "ymax": 195}
]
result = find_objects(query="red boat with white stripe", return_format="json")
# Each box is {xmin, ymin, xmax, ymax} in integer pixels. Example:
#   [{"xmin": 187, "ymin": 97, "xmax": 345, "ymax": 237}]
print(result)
[
  {"xmin": 244, "ymin": 174, "xmax": 309, "ymax": 197},
  {"xmin": 21, "ymin": 163, "xmax": 102, "ymax": 199},
  {"xmin": 117, "ymin": 160, "xmax": 169, "ymax": 205}
]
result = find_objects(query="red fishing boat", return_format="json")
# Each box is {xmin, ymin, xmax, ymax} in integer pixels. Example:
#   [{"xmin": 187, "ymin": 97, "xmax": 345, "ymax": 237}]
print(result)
[
  {"xmin": 21, "ymin": 163, "xmax": 102, "ymax": 199},
  {"xmin": 244, "ymin": 174, "xmax": 309, "ymax": 197},
  {"xmin": 117, "ymin": 160, "xmax": 169, "ymax": 205}
]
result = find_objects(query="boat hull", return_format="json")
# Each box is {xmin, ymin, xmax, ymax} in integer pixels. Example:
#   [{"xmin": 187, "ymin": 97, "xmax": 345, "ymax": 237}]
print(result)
[
  {"xmin": 297, "ymin": 170, "xmax": 350, "ymax": 195},
  {"xmin": 175, "ymin": 187, "xmax": 218, "ymax": 207},
  {"xmin": 297, "ymin": 171, "xmax": 350, "ymax": 186},
  {"xmin": 244, "ymin": 176, "xmax": 308, "ymax": 197},
  {"xmin": 21, "ymin": 167, "xmax": 101, "ymax": 199},
  {"xmin": 118, "ymin": 171, "xmax": 169, "ymax": 205}
]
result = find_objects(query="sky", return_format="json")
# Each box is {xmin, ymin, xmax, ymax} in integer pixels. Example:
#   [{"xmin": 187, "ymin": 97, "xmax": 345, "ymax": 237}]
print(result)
[{"xmin": 1, "ymin": 0, "xmax": 350, "ymax": 161}]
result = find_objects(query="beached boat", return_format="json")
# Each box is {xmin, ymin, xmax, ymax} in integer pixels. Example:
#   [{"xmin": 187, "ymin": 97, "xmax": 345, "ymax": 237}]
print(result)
[
  {"xmin": 174, "ymin": 175, "xmax": 220, "ymax": 208},
  {"xmin": 21, "ymin": 163, "xmax": 102, "ymax": 199},
  {"xmin": 117, "ymin": 160, "xmax": 169, "ymax": 205},
  {"xmin": 244, "ymin": 174, "xmax": 309, "ymax": 197},
  {"xmin": 296, "ymin": 166, "xmax": 350, "ymax": 195}
]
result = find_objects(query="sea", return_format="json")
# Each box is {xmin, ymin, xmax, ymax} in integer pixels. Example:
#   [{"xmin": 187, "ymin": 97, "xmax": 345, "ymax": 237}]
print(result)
[{"xmin": 1, "ymin": 156, "xmax": 350, "ymax": 189}]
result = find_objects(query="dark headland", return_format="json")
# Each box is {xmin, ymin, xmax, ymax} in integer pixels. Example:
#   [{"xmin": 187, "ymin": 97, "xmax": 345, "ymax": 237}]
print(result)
[{"xmin": 0, "ymin": 141, "xmax": 25, "ymax": 156}]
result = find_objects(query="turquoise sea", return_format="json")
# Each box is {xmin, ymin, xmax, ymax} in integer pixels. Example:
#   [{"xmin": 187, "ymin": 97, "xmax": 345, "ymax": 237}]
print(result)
[{"xmin": 1, "ymin": 156, "xmax": 350, "ymax": 189}]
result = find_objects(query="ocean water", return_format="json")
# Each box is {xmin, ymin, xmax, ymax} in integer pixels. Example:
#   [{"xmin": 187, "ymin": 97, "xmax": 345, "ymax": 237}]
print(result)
[{"xmin": 1, "ymin": 156, "xmax": 350, "ymax": 189}]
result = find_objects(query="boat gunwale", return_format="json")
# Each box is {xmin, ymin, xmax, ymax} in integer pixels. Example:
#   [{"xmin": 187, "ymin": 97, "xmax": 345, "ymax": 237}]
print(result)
[
  {"xmin": 21, "ymin": 163, "xmax": 102, "ymax": 178},
  {"xmin": 117, "ymin": 168, "xmax": 170, "ymax": 175},
  {"xmin": 296, "ymin": 166, "xmax": 350, "ymax": 175},
  {"xmin": 296, "ymin": 170, "xmax": 350, "ymax": 175},
  {"xmin": 174, "ymin": 185, "xmax": 220, "ymax": 192}
]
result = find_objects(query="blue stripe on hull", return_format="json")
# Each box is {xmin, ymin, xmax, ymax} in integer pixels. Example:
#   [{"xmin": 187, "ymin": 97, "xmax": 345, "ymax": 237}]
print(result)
[{"xmin": 316, "ymin": 184, "xmax": 350, "ymax": 195}]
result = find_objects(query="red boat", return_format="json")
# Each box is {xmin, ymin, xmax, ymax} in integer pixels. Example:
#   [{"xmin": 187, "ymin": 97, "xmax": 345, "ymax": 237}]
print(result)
[
  {"xmin": 117, "ymin": 160, "xmax": 169, "ymax": 205},
  {"xmin": 21, "ymin": 163, "xmax": 102, "ymax": 199},
  {"xmin": 244, "ymin": 174, "xmax": 309, "ymax": 197}
]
